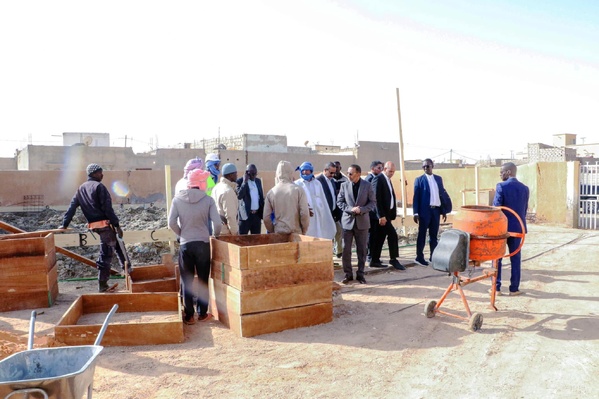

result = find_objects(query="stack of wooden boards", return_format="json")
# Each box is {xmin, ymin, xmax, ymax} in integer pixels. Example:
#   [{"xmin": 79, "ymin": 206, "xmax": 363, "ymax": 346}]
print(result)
[
  {"xmin": 0, "ymin": 232, "xmax": 58, "ymax": 312},
  {"xmin": 209, "ymin": 233, "xmax": 334, "ymax": 337}
]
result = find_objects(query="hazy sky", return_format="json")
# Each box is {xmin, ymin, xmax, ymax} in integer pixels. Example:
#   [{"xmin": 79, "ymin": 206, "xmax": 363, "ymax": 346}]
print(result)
[{"xmin": 1, "ymin": 0, "xmax": 598, "ymax": 162}]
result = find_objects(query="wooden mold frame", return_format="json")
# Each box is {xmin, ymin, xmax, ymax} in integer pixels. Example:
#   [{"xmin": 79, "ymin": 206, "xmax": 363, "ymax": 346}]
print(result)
[
  {"xmin": 54, "ymin": 293, "xmax": 184, "ymax": 346},
  {"xmin": 126, "ymin": 253, "xmax": 179, "ymax": 293},
  {"xmin": 209, "ymin": 233, "xmax": 334, "ymax": 337},
  {"xmin": 0, "ymin": 232, "xmax": 58, "ymax": 312},
  {"xmin": 209, "ymin": 278, "xmax": 333, "ymax": 337}
]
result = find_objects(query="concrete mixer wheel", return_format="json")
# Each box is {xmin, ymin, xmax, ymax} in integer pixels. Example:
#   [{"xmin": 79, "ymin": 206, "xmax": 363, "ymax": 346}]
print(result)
[
  {"xmin": 425, "ymin": 300, "xmax": 437, "ymax": 318},
  {"xmin": 469, "ymin": 313, "xmax": 483, "ymax": 332}
]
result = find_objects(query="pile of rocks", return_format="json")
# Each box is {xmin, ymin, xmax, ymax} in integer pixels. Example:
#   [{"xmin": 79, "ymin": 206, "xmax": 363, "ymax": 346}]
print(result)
[{"xmin": 0, "ymin": 207, "xmax": 170, "ymax": 280}]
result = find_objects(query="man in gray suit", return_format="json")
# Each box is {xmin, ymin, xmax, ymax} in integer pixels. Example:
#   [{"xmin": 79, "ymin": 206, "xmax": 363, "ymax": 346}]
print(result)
[{"xmin": 337, "ymin": 164, "xmax": 377, "ymax": 284}]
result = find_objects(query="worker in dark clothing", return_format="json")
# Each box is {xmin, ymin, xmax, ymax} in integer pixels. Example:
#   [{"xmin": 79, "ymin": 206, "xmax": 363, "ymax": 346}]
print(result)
[{"xmin": 59, "ymin": 163, "xmax": 124, "ymax": 292}]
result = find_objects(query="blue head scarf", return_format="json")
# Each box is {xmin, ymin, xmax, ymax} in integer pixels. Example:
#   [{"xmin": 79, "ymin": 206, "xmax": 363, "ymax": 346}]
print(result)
[{"xmin": 297, "ymin": 161, "xmax": 314, "ymax": 181}]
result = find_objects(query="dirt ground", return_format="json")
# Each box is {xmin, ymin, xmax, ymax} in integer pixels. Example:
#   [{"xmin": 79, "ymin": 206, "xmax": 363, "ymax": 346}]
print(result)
[{"xmin": 1, "ymin": 224, "xmax": 598, "ymax": 398}]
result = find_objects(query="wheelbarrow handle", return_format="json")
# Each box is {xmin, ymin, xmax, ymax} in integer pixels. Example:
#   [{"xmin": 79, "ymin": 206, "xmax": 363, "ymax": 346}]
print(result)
[
  {"xmin": 5, "ymin": 388, "xmax": 49, "ymax": 399},
  {"xmin": 28, "ymin": 310, "xmax": 37, "ymax": 350},
  {"xmin": 95, "ymin": 304, "xmax": 119, "ymax": 346}
]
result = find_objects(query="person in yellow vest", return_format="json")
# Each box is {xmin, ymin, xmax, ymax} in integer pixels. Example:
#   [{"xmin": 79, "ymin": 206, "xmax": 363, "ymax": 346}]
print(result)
[{"xmin": 205, "ymin": 153, "xmax": 221, "ymax": 196}]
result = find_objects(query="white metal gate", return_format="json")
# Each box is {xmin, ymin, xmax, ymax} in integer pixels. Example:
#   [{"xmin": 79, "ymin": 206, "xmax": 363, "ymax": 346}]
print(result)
[{"xmin": 579, "ymin": 163, "xmax": 599, "ymax": 229}]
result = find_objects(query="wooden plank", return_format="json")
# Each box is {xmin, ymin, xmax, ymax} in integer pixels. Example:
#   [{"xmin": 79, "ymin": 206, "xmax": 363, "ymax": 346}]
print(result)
[
  {"xmin": 54, "ymin": 321, "xmax": 184, "ymax": 346},
  {"xmin": 246, "ymin": 242, "xmax": 299, "ymax": 269},
  {"xmin": 0, "ymin": 230, "xmax": 69, "ymax": 240},
  {"xmin": 48, "ymin": 278, "xmax": 59, "ymax": 306},
  {"xmin": 0, "ymin": 291, "xmax": 55, "ymax": 312},
  {"xmin": 53, "ymin": 228, "xmax": 178, "ymax": 247},
  {"xmin": 210, "ymin": 278, "xmax": 331, "ymax": 315},
  {"xmin": 215, "ymin": 233, "xmax": 290, "ymax": 246},
  {"xmin": 130, "ymin": 264, "xmax": 175, "ymax": 281},
  {"xmin": 131, "ymin": 278, "xmax": 177, "ymax": 293},
  {"xmin": 298, "ymin": 240, "xmax": 332, "ymax": 264},
  {"xmin": 211, "ymin": 234, "xmax": 331, "ymax": 271},
  {"xmin": 47, "ymin": 264, "xmax": 58, "ymax": 293},
  {"xmin": 56, "ymin": 296, "xmax": 84, "ymax": 327},
  {"xmin": 211, "ymin": 260, "xmax": 333, "ymax": 292},
  {"xmin": 80, "ymin": 293, "xmax": 179, "ymax": 313},
  {"xmin": 0, "ymin": 236, "xmax": 48, "ymax": 257},
  {"xmin": 210, "ymin": 237, "xmax": 247, "ymax": 269},
  {"xmin": 215, "ymin": 301, "xmax": 333, "ymax": 338}
]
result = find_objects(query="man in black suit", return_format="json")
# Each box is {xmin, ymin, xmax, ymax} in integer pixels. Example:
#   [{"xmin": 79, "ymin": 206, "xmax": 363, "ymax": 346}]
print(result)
[
  {"xmin": 236, "ymin": 164, "xmax": 264, "ymax": 235},
  {"xmin": 371, "ymin": 162, "xmax": 405, "ymax": 270},
  {"xmin": 365, "ymin": 161, "xmax": 383, "ymax": 264},
  {"xmin": 316, "ymin": 162, "xmax": 341, "ymax": 228}
]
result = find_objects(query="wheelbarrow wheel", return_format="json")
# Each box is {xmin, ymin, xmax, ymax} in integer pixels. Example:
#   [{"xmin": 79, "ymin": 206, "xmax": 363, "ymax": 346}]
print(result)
[
  {"xmin": 469, "ymin": 312, "xmax": 483, "ymax": 332},
  {"xmin": 424, "ymin": 300, "xmax": 437, "ymax": 318}
]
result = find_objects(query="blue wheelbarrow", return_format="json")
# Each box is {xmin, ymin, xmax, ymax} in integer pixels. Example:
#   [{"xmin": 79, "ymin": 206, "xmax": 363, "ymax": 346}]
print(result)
[{"xmin": 0, "ymin": 304, "xmax": 118, "ymax": 399}]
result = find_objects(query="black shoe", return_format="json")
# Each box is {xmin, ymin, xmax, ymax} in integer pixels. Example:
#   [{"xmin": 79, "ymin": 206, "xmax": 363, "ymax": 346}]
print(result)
[
  {"xmin": 369, "ymin": 261, "xmax": 386, "ymax": 268},
  {"xmin": 390, "ymin": 259, "xmax": 406, "ymax": 270},
  {"xmin": 414, "ymin": 258, "xmax": 429, "ymax": 267},
  {"xmin": 341, "ymin": 277, "xmax": 353, "ymax": 285},
  {"xmin": 98, "ymin": 281, "xmax": 109, "ymax": 293},
  {"xmin": 336, "ymin": 253, "xmax": 342, "ymax": 259},
  {"xmin": 357, "ymin": 276, "xmax": 367, "ymax": 284}
]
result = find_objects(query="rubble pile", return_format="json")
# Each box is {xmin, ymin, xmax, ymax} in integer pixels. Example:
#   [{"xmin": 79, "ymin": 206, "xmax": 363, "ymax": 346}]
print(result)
[{"xmin": 0, "ymin": 207, "xmax": 170, "ymax": 280}]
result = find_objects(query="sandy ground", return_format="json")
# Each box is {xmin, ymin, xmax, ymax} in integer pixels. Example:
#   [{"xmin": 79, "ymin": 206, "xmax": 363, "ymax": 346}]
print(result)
[{"xmin": 1, "ymin": 224, "xmax": 598, "ymax": 398}]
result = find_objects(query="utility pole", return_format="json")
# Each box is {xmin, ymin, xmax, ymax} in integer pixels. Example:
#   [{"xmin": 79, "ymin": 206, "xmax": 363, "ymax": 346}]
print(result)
[
  {"xmin": 450, "ymin": 149, "xmax": 453, "ymax": 163},
  {"xmin": 124, "ymin": 135, "xmax": 127, "ymax": 147},
  {"xmin": 395, "ymin": 88, "xmax": 408, "ymax": 225}
]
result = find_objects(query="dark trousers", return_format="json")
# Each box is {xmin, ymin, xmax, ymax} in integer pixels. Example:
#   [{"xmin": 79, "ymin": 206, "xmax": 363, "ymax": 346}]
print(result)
[
  {"xmin": 416, "ymin": 207, "xmax": 441, "ymax": 260},
  {"xmin": 367, "ymin": 215, "xmax": 377, "ymax": 259},
  {"xmin": 371, "ymin": 220, "xmax": 399, "ymax": 262},
  {"xmin": 496, "ymin": 237, "xmax": 522, "ymax": 293},
  {"xmin": 239, "ymin": 212, "xmax": 262, "ymax": 234},
  {"xmin": 95, "ymin": 227, "xmax": 122, "ymax": 282},
  {"xmin": 342, "ymin": 226, "xmax": 368, "ymax": 279},
  {"xmin": 179, "ymin": 241, "xmax": 211, "ymax": 318}
]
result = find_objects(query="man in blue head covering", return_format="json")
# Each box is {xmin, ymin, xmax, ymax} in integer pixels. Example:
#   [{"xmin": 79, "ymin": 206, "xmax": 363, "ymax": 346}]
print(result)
[
  {"xmin": 294, "ymin": 161, "xmax": 336, "ymax": 240},
  {"xmin": 205, "ymin": 153, "xmax": 221, "ymax": 187}
]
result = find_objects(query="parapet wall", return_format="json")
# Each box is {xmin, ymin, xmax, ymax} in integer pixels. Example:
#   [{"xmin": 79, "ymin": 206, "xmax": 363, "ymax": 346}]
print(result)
[{"xmin": 0, "ymin": 162, "xmax": 576, "ymax": 227}]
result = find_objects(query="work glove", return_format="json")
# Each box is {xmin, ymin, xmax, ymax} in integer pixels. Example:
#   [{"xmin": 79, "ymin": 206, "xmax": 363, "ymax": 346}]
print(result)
[{"xmin": 116, "ymin": 226, "xmax": 124, "ymax": 238}]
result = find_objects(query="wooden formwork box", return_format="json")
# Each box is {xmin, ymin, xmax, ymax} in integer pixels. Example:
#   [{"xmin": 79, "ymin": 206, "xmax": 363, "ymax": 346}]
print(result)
[
  {"xmin": 126, "ymin": 253, "xmax": 180, "ymax": 293},
  {"xmin": 210, "ymin": 233, "xmax": 334, "ymax": 337},
  {"xmin": 54, "ymin": 293, "xmax": 184, "ymax": 346},
  {"xmin": 0, "ymin": 232, "xmax": 58, "ymax": 312}
]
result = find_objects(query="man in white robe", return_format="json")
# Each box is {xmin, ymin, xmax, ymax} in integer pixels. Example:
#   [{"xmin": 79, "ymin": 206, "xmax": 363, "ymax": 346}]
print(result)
[{"xmin": 294, "ymin": 161, "xmax": 336, "ymax": 240}]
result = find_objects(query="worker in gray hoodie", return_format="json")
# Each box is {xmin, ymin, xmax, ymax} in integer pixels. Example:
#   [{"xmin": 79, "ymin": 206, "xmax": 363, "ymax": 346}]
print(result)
[
  {"xmin": 264, "ymin": 161, "xmax": 311, "ymax": 235},
  {"xmin": 168, "ymin": 169, "xmax": 222, "ymax": 325}
]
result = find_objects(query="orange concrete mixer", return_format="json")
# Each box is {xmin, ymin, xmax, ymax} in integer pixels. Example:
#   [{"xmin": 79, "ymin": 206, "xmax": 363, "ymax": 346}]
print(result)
[{"xmin": 425, "ymin": 205, "xmax": 525, "ymax": 331}]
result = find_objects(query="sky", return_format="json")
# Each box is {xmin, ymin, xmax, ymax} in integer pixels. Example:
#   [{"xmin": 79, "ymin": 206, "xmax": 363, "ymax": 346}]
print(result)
[{"xmin": 1, "ymin": 0, "xmax": 598, "ymax": 163}]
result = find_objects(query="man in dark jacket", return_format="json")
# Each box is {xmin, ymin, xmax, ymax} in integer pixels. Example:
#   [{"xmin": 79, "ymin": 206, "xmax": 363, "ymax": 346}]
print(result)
[
  {"xmin": 371, "ymin": 162, "xmax": 405, "ymax": 270},
  {"xmin": 493, "ymin": 162, "xmax": 529, "ymax": 296},
  {"xmin": 365, "ymin": 160, "xmax": 383, "ymax": 265},
  {"xmin": 59, "ymin": 163, "xmax": 124, "ymax": 292},
  {"xmin": 236, "ymin": 164, "xmax": 265, "ymax": 234},
  {"xmin": 412, "ymin": 158, "xmax": 448, "ymax": 266}
]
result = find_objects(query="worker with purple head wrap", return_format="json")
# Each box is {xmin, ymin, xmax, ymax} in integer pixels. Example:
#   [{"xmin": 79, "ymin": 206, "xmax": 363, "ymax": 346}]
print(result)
[{"xmin": 174, "ymin": 157, "xmax": 215, "ymax": 194}]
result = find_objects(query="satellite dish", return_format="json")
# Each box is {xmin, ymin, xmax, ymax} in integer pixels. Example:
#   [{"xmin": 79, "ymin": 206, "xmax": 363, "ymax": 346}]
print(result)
[{"xmin": 83, "ymin": 136, "xmax": 93, "ymax": 146}]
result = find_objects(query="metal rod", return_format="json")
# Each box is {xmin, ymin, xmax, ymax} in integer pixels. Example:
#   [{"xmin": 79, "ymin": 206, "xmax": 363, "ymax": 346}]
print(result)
[
  {"xmin": 94, "ymin": 304, "xmax": 119, "ymax": 346},
  {"xmin": 28, "ymin": 310, "xmax": 37, "ymax": 350}
]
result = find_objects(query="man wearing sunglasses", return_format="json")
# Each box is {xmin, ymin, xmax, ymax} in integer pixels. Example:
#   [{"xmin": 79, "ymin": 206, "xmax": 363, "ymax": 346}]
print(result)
[
  {"xmin": 413, "ymin": 158, "xmax": 448, "ymax": 266},
  {"xmin": 337, "ymin": 164, "xmax": 377, "ymax": 284}
]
